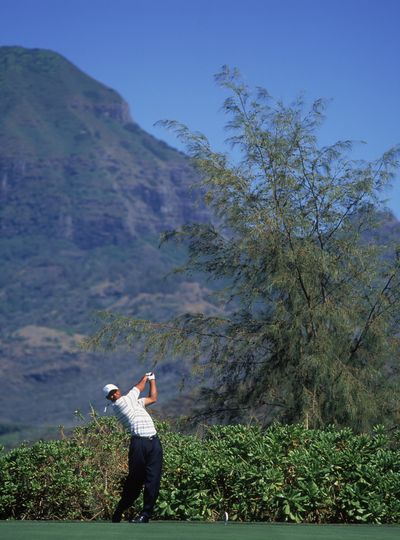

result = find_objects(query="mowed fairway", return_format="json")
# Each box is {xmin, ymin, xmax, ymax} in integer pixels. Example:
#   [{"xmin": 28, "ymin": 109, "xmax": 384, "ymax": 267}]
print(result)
[{"xmin": 1, "ymin": 521, "xmax": 399, "ymax": 540}]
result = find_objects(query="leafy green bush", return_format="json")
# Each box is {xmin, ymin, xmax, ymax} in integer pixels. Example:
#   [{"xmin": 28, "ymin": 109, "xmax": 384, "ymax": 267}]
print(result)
[
  {"xmin": 0, "ymin": 419, "xmax": 399, "ymax": 522},
  {"xmin": 0, "ymin": 416, "xmax": 129, "ymax": 520}
]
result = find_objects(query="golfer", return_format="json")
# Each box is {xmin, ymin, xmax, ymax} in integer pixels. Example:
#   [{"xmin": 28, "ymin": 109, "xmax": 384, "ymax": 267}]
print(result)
[{"xmin": 103, "ymin": 372, "xmax": 162, "ymax": 523}]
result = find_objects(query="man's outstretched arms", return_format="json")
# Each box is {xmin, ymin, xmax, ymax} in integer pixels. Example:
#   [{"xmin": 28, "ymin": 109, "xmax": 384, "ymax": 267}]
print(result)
[{"xmin": 135, "ymin": 373, "xmax": 158, "ymax": 406}]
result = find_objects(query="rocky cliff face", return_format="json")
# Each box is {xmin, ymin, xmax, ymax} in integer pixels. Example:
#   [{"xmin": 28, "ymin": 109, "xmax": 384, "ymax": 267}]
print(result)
[
  {"xmin": 0, "ymin": 47, "xmax": 208, "ymax": 244},
  {"xmin": 0, "ymin": 150, "xmax": 203, "ymax": 244},
  {"xmin": 0, "ymin": 46, "xmax": 212, "ymax": 442}
]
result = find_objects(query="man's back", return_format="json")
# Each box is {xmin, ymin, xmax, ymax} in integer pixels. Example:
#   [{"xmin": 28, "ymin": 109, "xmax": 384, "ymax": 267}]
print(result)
[{"xmin": 113, "ymin": 386, "xmax": 157, "ymax": 437}]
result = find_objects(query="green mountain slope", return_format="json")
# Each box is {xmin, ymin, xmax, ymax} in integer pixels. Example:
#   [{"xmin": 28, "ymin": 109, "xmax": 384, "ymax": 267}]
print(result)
[
  {"xmin": 0, "ymin": 46, "xmax": 212, "ymax": 442},
  {"xmin": 1, "ymin": 47, "xmax": 398, "ymax": 448}
]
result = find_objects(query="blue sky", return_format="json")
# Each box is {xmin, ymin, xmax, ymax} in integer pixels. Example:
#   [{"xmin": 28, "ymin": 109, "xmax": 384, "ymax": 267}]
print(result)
[{"xmin": 1, "ymin": 0, "xmax": 400, "ymax": 214}]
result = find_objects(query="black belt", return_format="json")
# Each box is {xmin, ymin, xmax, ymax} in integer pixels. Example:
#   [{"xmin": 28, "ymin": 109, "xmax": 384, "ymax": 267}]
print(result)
[{"xmin": 132, "ymin": 434, "xmax": 158, "ymax": 440}]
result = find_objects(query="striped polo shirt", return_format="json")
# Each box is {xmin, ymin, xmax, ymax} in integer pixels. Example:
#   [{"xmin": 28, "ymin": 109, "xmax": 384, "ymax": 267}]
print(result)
[{"xmin": 112, "ymin": 386, "xmax": 157, "ymax": 437}]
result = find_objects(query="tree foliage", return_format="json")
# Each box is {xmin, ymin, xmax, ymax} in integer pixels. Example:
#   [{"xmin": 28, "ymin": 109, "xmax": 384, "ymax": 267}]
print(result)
[{"xmin": 86, "ymin": 67, "xmax": 400, "ymax": 431}]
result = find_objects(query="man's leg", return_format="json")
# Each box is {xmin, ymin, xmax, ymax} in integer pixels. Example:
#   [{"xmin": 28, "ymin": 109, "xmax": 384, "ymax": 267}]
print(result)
[
  {"xmin": 142, "ymin": 437, "xmax": 163, "ymax": 519},
  {"xmin": 112, "ymin": 438, "xmax": 146, "ymax": 522}
]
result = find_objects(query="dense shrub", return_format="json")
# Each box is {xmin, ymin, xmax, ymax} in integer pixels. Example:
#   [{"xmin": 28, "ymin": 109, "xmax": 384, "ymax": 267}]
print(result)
[{"xmin": 0, "ymin": 418, "xmax": 399, "ymax": 522}]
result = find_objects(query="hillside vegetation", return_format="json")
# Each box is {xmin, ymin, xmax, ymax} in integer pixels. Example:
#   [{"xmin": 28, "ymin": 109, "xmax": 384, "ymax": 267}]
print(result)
[{"xmin": 0, "ymin": 46, "xmax": 211, "ymax": 439}]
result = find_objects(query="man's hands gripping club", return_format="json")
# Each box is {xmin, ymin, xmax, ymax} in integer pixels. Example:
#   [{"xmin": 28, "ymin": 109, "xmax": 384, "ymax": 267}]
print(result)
[{"xmin": 135, "ymin": 372, "xmax": 157, "ymax": 406}]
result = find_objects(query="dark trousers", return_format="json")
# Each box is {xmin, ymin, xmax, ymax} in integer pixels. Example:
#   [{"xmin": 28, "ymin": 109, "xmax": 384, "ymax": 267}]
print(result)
[{"xmin": 112, "ymin": 435, "xmax": 163, "ymax": 522}]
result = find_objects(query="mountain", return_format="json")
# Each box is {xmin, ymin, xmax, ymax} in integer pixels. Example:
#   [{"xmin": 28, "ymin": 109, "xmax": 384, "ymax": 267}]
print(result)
[
  {"xmin": 1, "ymin": 47, "xmax": 399, "ymax": 449},
  {"xmin": 0, "ymin": 46, "xmax": 213, "ymax": 446}
]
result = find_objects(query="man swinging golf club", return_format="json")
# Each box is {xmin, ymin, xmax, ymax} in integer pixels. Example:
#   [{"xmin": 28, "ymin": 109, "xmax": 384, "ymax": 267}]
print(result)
[{"xmin": 103, "ymin": 371, "xmax": 162, "ymax": 523}]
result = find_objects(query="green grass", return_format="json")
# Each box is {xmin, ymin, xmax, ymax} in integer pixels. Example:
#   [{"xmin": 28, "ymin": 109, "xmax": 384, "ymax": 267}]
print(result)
[{"xmin": 0, "ymin": 522, "xmax": 399, "ymax": 540}]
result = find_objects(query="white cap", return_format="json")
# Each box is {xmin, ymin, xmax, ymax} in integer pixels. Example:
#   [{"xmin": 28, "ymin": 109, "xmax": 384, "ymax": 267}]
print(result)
[{"xmin": 103, "ymin": 383, "xmax": 119, "ymax": 398}]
